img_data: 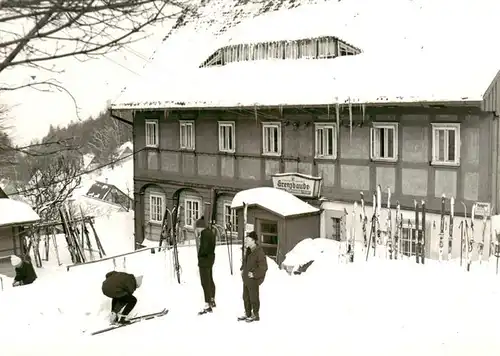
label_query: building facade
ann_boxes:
[111,0,500,261]
[131,101,500,260]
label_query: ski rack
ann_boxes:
[66,247,155,271]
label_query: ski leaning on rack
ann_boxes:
[347,202,357,263]
[90,309,169,335]
[467,204,476,272]
[360,192,368,254]
[448,197,454,261]
[386,187,393,260]
[438,194,445,262]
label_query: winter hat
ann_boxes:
[10,255,22,267]
[247,231,258,242]
[195,216,206,229]
[135,275,144,288]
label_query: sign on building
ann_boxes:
[474,202,491,218]
[271,172,323,198]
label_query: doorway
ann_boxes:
[258,219,278,261]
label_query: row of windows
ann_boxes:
[149,194,238,231]
[145,119,461,166]
[201,37,360,67]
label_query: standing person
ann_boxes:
[11,255,37,287]
[195,216,216,315]
[238,231,268,323]
[101,271,143,325]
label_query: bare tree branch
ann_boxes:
[19,153,82,221]
[0,79,83,119]
[0,0,193,74]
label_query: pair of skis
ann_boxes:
[90,308,169,335]
[413,200,426,264]
[159,205,181,284]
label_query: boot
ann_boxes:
[198,304,213,315]
[109,312,118,324]
[117,316,131,325]
[246,314,260,323]
[210,298,216,308]
[237,314,251,321]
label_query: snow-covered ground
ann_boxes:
[1,225,500,355]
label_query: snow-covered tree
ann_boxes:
[22,153,82,221]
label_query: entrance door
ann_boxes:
[258,219,278,261]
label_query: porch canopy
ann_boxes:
[231,187,319,218]
[0,199,40,227]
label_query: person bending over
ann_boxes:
[102,271,143,325]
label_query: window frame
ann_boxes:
[314,122,337,159]
[262,122,282,157]
[370,122,399,162]
[145,119,159,148]
[218,121,236,153]
[431,123,461,167]
[179,120,195,151]
[184,197,202,229]
[149,193,164,224]
[223,202,238,235]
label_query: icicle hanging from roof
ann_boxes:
[348,98,353,143]
[361,104,366,126]
[254,104,258,123]
[327,104,330,120]
[335,99,340,138]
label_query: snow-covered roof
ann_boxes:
[111,0,500,110]
[0,199,40,227]
[231,187,319,218]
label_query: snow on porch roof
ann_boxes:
[231,187,319,218]
[0,199,40,227]
[111,0,500,111]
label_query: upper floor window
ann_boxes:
[180,120,195,150]
[218,121,236,153]
[145,119,158,148]
[431,123,460,166]
[262,122,282,156]
[370,122,398,162]
[314,123,337,159]
[149,193,164,223]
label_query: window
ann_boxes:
[315,123,336,159]
[399,225,422,257]
[149,194,164,223]
[299,39,316,58]
[145,120,158,148]
[262,122,282,156]
[370,122,398,161]
[184,198,201,228]
[218,121,235,153]
[284,42,298,59]
[318,38,336,58]
[331,217,341,241]
[431,123,460,166]
[180,121,195,150]
[259,220,278,260]
[223,203,238,234]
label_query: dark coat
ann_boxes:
[101,271,137,298]
[14,260,37,285]
[241,245,268,284]
[198,228,216,268]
